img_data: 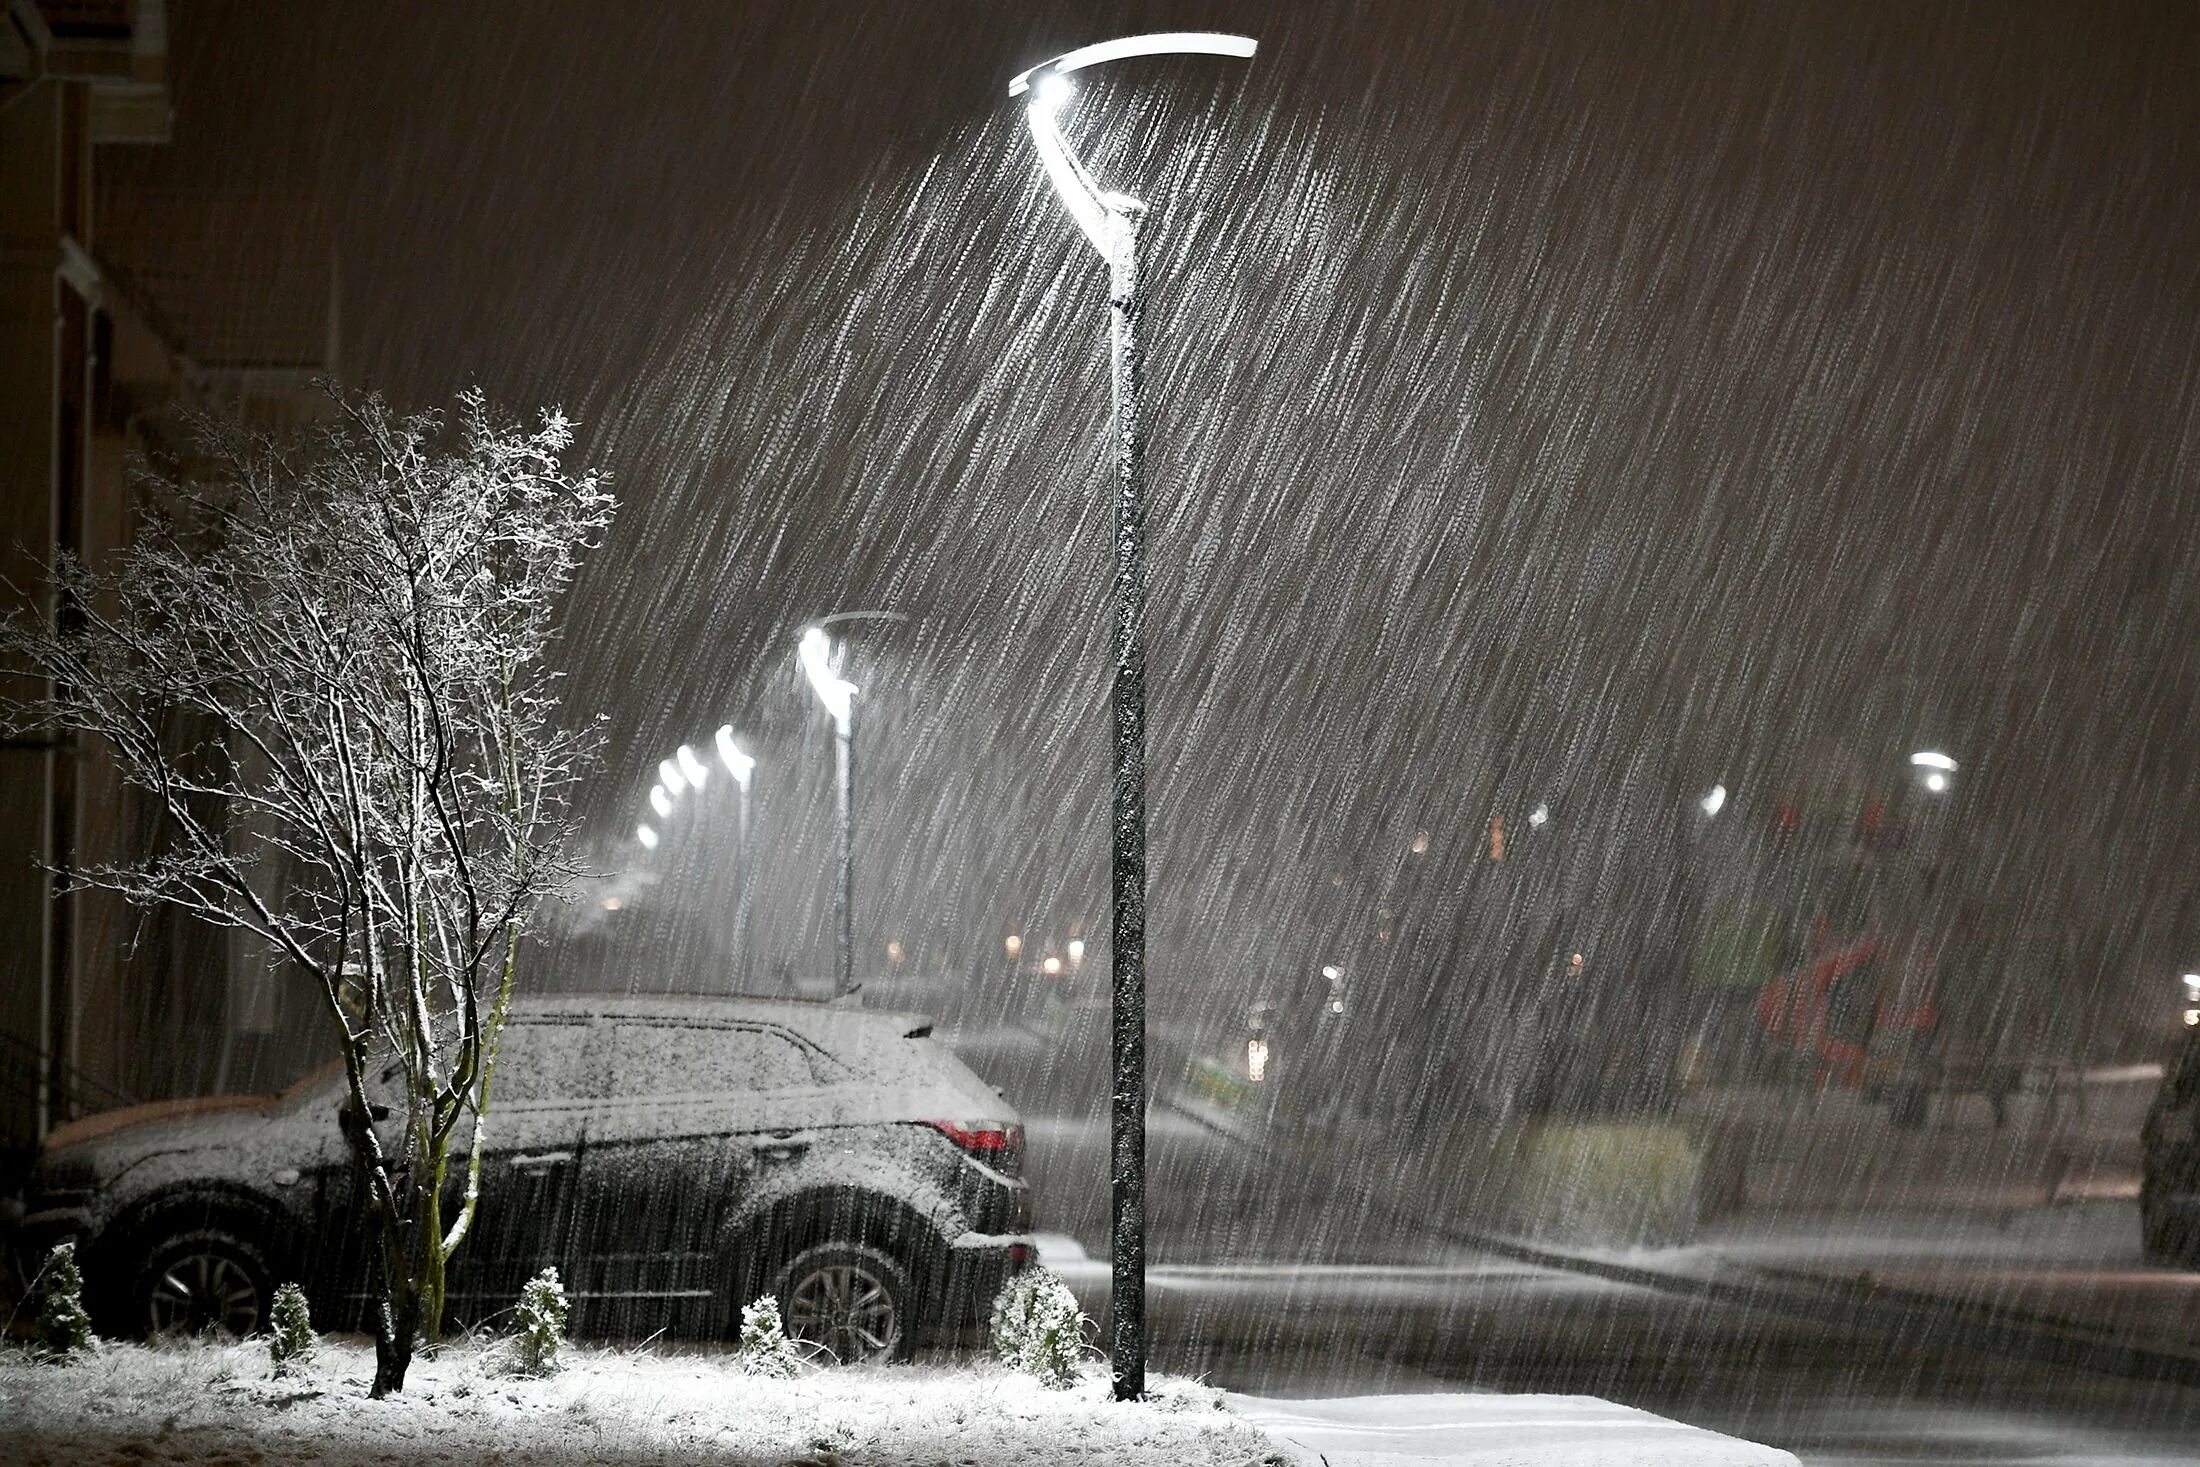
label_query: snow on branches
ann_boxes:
[0,386,614,1396]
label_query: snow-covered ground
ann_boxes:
[0,1334,1805,1467]
[0,1336,1274,1467]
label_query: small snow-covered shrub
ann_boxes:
[511,1267,568,1376]
[734,1295,802,1378]
[268,1282,315,1376]
[990,1268,1086,1388]
[33,1240,95,1360]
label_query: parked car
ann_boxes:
[15,995,1032,1359]
[2141,1032,2200,1268]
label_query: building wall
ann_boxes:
[3,0,333,1164]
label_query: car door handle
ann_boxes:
[512,1150,574,1171]
[754,1139,807,1163]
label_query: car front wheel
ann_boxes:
[772,1241,911,1365]
[134,1229,273,1339]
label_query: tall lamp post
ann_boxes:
[1006,30,1255,1402]
[798,627,859,998]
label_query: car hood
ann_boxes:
[38,1095,294,1181]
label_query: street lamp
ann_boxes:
[798,626,859,998]
[1007,29,1255,1402]
[716,725,758,979]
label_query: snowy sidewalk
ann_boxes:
[1223,1391,1799,1467]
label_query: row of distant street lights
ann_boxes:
[627,619,880,998]
[634,726,756,854]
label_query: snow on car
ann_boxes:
[15,994,1033,1361]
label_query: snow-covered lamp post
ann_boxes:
[798,626,859,998]
[1006,30,1256,1402]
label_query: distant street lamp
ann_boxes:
[716,725,758,976]
[1911,750,1959,795]
[798,626,859,998]
[1007,29,1256,1402]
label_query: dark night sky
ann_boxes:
[92,2,2200,1030]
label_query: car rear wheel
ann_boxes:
[134,1229,273,1339]
[772,1241,911,1365]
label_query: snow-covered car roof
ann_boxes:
[513,992,937,1055]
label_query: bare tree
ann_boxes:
[0,387,614,1396]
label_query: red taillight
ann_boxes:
[925,1119,1023,1174]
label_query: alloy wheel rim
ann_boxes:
[147,1250,261,1337]
[784,1260,900,1363]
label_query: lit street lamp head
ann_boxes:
[714,724,755,787]
[1009,32,1255,261]
[1005,31,1257,98]
[798,626,858,730]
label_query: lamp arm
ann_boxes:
[1025,103,1119,259]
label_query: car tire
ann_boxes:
[771,1240,913,1365]
[130,1226,275,1339]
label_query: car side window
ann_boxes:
[491,1020,601,1103]
[610,1023,819,1096]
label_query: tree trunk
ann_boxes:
[420,1143,449,1345]
[371,1286,420,1398]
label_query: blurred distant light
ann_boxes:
[1246,1037,1269,1083]
[636,823,659,850]
[1911,751,1959,772]
[715,725,756,784]
[649,785,673,819]
[1410,830,1430,854]
[658,758,686,796]
[600,897,622,912]
[1924,772,1949,793]
[1005,934,1023,958]
[887,940,905,965]
[2186,1008,2199,1028]
[1700,784,1728,817]
[1527,804,1549,829]
[676,744,709,789]
[1068,938,1086,964]
[1329,998,1345,1014]
[1041,955,1064,976]
[1321,964,1343,982]
[1570,952,1585,976]
[2183,973,2200,995]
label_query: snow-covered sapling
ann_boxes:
[0,387,616,1399]
[33,1240,95,1360]
[268,1282,315,1377]
[512,1267,568,1377]
[989,1268,1086,1389]
[735,1295,803,1378]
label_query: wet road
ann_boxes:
[1018,1097,2200,1466]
